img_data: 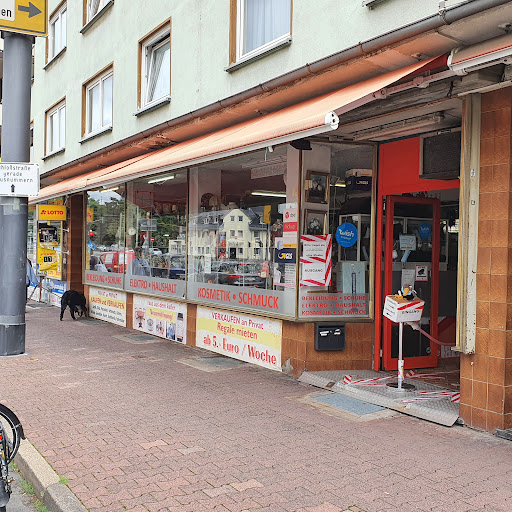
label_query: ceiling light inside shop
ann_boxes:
[351,112,445,141]
[148,174,175,184]
[100,186,119,193]
[252,191,287,198]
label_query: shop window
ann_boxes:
[299,142,375,319]
[124,171,187,299]
[45,99,66,155]
[139,22,171,109]
[85,185,126,289]
[48,3,66,62]
[231,0,292,65]
[83,67,113,137]
[188,144,297,317]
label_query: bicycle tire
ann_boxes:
[0,404,24,464]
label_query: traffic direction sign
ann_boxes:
[0,0,47,36]
[0,163,40,197]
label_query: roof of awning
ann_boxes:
[32,56,438,204]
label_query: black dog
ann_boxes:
[60,290,88,321]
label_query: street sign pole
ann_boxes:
[0,31,33,355]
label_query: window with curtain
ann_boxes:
[45,100,66,155]
[238,0,291,59]
[86,0,108,23]
[141,25,171,108]
[49,4,66,61]
[84,69,113,136]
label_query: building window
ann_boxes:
[45,100,65,154]
[86,0,109,23]
[84,68,113,136]
[232,0,292,63]
[238,216,243,221]
[230,230,235,237]
[230,216,235,222]
[237,230,243,238]
[48,3,66,61]
[139,23,171,108]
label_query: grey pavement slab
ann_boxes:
[0,305,511,512]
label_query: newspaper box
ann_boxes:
[383,295,424,323]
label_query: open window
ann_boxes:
[138,21,171,110]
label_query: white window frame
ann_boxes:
[49,3,67,62]
[86,0,108,23]
[236,0,291,62]
[46,100,66,155]
[85,69,113,136]
[141,26,171,107]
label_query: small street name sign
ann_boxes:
[0,162,40,197]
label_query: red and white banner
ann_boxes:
[300,234,332,287]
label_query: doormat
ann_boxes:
[299,370,460,427]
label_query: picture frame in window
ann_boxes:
[305,171,329,204]
[304,210,327,236]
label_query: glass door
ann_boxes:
[382,195,440,370]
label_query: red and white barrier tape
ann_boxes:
[300,234,332,287]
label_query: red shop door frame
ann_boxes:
[373,137,460,371]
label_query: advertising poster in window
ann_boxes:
[36,222,63,280]
[133,295,187,344]
[196,306,282,372]
[88,287,127,326]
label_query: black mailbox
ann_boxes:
[314,324,345,351]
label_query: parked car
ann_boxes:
[167,256,185,280]
[100,250,135,273]
[149,247,163,255]
[217,262,266,288]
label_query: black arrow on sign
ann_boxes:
[11,185,15,193]
[18,2,42,18]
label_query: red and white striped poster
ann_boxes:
[300,234,332,287]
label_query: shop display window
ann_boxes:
[124,171,187,298]
[85,185,126,289]
[187,145,298,317]
[299,143,375,319]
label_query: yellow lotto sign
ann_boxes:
[37,247,58,272]
[86,207,94,223]
[0,1,48,36]
[38,204,66,221]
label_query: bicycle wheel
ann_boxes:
[0,404,24,464]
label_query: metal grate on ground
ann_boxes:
[299,370,460,427]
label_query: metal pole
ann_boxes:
[398,322,404,390]
[0,32,33,356]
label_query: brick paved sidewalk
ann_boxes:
[0,306,511,512]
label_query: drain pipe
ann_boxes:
[45,0,511,181]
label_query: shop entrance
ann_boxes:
[375,136,460,372]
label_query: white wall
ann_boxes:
[32,0,440,174]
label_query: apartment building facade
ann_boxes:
[29,0,512,432]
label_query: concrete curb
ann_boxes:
[15,439,88,512]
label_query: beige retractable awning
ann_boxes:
[32,57,438,203]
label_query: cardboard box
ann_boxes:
[383,295,425,323]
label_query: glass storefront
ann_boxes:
[85,185,126,289]
[124,171,187,298]
[79,141,375,320]
[187,145,297,317]
[299,142,374,319]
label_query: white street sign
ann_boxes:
[0,162,39,196]
[0,1,15,21]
